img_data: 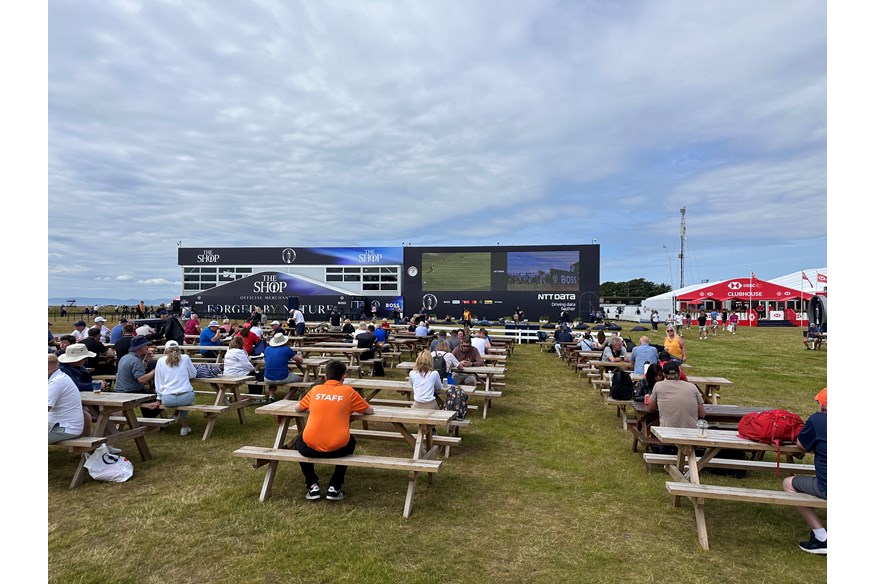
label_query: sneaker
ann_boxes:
[106,445,123,454]
[180,426,191,436]
[798,532,827,555]
[305,484,321,500]
[326,486,345,501]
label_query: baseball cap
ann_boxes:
[271,320,280,326]
[119,318,128,323]
[94,317,106,323]
[75,320,86,327]
[661,361,680,375]
[815,388,827,408]
[130,336,150,351]
[208,320,220,327]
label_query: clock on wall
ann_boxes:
[407,266,419,277]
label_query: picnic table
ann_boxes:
[297,345,369,366]
[627,401,768,453]
[54,391,155,488]
[166,375,253,441]
[234,400,457,517]
[630,373,733,404]
[650,427,820,550]
[344,378,500,419]
[396,361,506,392]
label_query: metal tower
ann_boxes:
[678,207,686,288]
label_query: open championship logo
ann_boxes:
[281,248,297,264]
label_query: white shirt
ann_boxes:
[223,348,255,376]
[408,370,442,403]
[48,369,84,435]
[250,325,263,339]
[291,310,305,324]
[432,350,459,372]
[470,337,488,356]
[154,354,197,398]
[71,329,88,342]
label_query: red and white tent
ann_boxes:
[676,277,814,303]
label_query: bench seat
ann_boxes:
[664,481,826,550]
[109,416,176,430]
[233,446,442,517]
[644,453,815,475]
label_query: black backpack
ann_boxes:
[432,352,448,380]
[609,369,634,400]
[444,385,469,420]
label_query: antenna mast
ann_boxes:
[678,207,686,288]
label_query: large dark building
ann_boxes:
[178,244,598,321]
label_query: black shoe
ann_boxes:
[267,397,276,404]
[326,486,345,501]
[305,484,321,500]
[798,532,827,555]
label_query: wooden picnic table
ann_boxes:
[167,375,254,441]
[343,378,499,419]
[396,361,506,392]
[234,400,456,517]
[650,426,816,550]
[55,391,155,488]
[630,374,732,405]
[297,345,369,366]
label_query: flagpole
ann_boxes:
[749,271,752,326]
[800,271,804,329]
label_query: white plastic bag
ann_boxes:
[83,444,134,482]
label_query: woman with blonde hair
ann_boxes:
[146,340,197,436]
[408,349,442,410]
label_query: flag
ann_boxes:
[817,272,827,283]
[802,271,813,287]
[751,272,760,287]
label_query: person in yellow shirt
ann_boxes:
[663,326,687,363]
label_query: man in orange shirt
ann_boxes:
[294,360,373,501]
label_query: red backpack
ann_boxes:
[737,409,804,475]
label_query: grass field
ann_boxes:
[421,252,492,292]
[48,321,829,583]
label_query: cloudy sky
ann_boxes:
[46,0,827,301]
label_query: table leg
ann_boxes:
[201,415,219,441]
[482,396,490,419]
[123,407,152,461]
[403,471,419,518]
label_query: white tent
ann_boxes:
[639,268,827,321]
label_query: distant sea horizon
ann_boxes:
[48,297,176,308]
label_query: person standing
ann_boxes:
[293,360,373,501]
[290,307,306,336]
[650,311,659,331]
[782,388,827,555]
[697,311,708,340]
[156,309,186,346]
[729,311,739,334]
[663,326,686,364]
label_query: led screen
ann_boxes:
[421,252,491,291]
[506,251,579,291]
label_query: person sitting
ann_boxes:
[236,323,260,355]
[93,316,111,343]
[431,340,460,384]
[647,361,705,453]
[113,324,136,360]
[48,354,90,443]
[341,318,355,339]
[58,343,105,392]
[293,360,373,501]
[355,325,377,360]
[144,341,197,436]
[409,350,443,410]
[447,330,463,351]
[114,336,159,417]
[803,323,822,350]
[81,327,116,375]
[373,323,388,344]
[601,336,627,362]
[223,335,256,377]
[471,329,491,357]
[53,334,76,357]
[553,324,573,357]
[633,363,664,402]
[591,330,607,351]
[183,313,201,344]
[109,318,128,344]
[70,320,89,343]
[630,336,659,375]
[576,330,596,351]
[782,388,828,555]
[657,350,687,381]
[451,335,485,386]
[414,321,431,338]
[198,320,223,358]
[262,333,304,402]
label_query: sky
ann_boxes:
[44,0,827,302]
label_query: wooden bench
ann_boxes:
[664,481,827,550]
[604,397,633,427]
[644,453,816,475]
[52,436,108,489]
[158,404,230,440]
[109,416,177,432]
[233,446,442,517]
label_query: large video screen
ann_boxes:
[421,252,491,291]
[506,251,579,291]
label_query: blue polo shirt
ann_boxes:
[199,328,220,355]
[797,411,827,495]
[264,345,297,380]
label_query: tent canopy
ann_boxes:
[676,278,813,303]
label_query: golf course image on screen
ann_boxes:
[421,252,491,291]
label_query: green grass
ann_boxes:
[48,324,827,583]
